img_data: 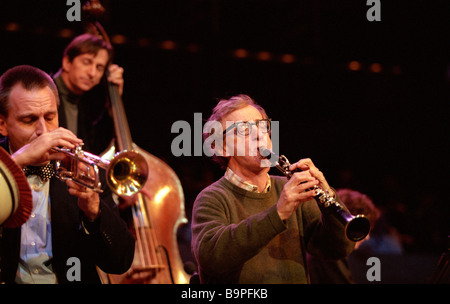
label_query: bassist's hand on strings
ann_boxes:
[107,63,124,96]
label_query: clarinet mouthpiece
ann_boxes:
[258,146,273,159]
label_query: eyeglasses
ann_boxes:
[222,119,272,136]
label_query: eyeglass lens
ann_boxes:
[236,119,270,135]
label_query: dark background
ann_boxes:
[1,0,449,283]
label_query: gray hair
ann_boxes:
[203,94,268,168]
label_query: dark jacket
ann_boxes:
[0,138,135,283]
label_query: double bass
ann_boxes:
[83,0,190,284]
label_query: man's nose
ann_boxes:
[250,124,261,140]
[35,118,48,136]
[87,65,96,78]
[255,127,270,145]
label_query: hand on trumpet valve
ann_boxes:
[65,162,100,221]
[11,127,82,168]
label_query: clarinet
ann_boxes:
[259,147,370,242]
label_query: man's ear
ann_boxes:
[215,135,228,157]
[0,114,8,136]
[62,56,71,73]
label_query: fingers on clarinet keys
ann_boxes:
[264,148,371,242]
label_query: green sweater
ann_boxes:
[191,175,354,284]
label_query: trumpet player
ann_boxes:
[0,65,134,284]
[191,94,355,284]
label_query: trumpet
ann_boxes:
[53,145,148,197]
[259,147,370,242]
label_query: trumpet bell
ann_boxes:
[106,150,148,197]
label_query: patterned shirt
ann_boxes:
[224,167,271,193]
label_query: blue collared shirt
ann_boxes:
[15,175,57,284]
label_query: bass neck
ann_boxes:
[107,82,133,151]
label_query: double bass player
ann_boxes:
[53,33,124,155]
[50,26,189,283]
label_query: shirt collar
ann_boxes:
[224,167,271,193]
